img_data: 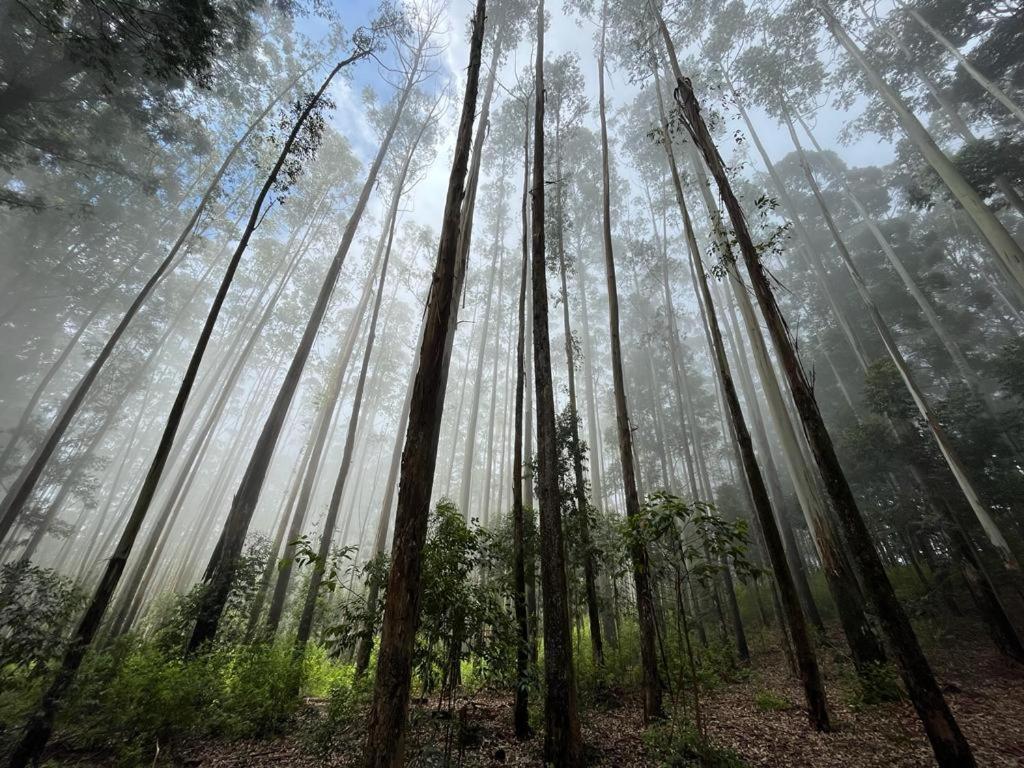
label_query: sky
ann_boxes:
[308,0,899,243]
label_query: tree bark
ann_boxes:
[512,94,532,736]
[655,15,976,763]
[599,0,662,723]
[361,6,486,765]
[533,5,585,762]
[187,45,421,654]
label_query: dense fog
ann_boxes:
[1,0,1022,765]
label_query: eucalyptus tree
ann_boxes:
[651,2,976,762]
[452,0,531,522]
[527,3,585,764]
[0,59,323,547]
[849,3,1024,218]
[511,99,532,733]
[587,0,664,722]
[108,158,361,636]
[187,6,442,653]
[734,20,1019,569]
[261,92,443,641]
[361,4,487,766]
[541,51,605,666]
[805,0,1024,297]
[5,24,384,761]
[293,93,443,652]
[647,67,829,725]
[0,0,310,207]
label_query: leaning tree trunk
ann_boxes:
[361,6,486,766]
[862,19,1024,218]
[533,5,584,762]
[110,212,319,637]
[721,81,871,373]
[728,70,977,385]
[667,72,888,669]
[654,11,976,763]
[295,187,399,651]
[781,101,1017,568]
[902,3,1024,127]
[814,0,1024,298]
[0,66,311,545]
[670,156,825,720]
[351,313,425,674]
[267,111,433,639]
[5,53,363,768]
[187,45,424,654]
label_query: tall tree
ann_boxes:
[598,0,663,723]
[811,0,1024,298]
[362,3,486,765]
[0,65,314,545]
[511,92,532,739]
[653,6,976,763]
[186,9,436,653]
[5,45,369,767]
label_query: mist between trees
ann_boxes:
[1,0,1023,766]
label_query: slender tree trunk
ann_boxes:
[902,4,1024,126]
[246,417,319,639]
[512,97,532,734]
[656,17,976,763]
[5,51,362,768]
[458,236,500,518]
[663,65,828,732]
[268,116,431,639]
[352,315,425,675]
[555,133,604,666]
[861,20,1024,218]
[110,214,317,637]
[295,188,399,651]
[814,0,1024,297]
[598,0,661,723]
[781,101,1017,567]
[533,6,584,762]
[482,257,509,526]
[0,67,311,543]
[576,258,605,511]
[187,46,422,654]
[362,7,486,765]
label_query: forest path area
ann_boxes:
[701,642,1024,767]
[89,641,1018,768]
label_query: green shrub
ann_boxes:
[302,674,373,759]
[753,689,793,712]
[845,662,904,708]
[56,641,304,764]
[0,562,84,674]
[644,721,748,767]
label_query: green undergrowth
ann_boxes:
[1,638,353,765]
[753,688,793,712]
[839,661,905,709]
[644,720,748,767]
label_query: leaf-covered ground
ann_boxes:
[41,638,1024,767]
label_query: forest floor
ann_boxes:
[41,637,1024,767]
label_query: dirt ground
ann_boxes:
[170,639,1024,768]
